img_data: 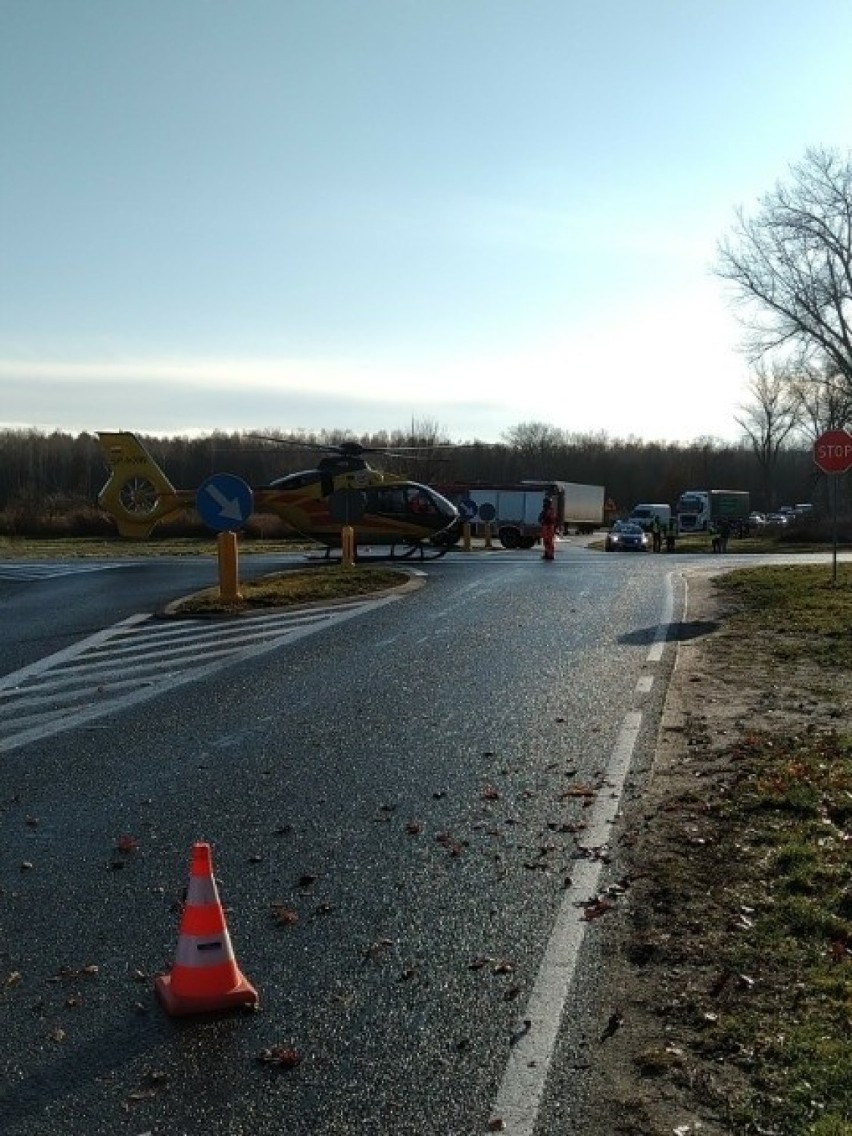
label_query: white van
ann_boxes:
[628,503,671,531]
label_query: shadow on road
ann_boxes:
[618,619,720,647]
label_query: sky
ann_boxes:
[2,1,851,447]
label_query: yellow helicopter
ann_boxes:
[96,432,463,558]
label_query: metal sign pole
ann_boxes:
[832,472,838,586]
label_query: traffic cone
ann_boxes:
[155,842,259,1016]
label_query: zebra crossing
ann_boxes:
[0,593,398,754]
[0,561,132,581]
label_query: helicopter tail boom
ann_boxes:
[97,431,194,538]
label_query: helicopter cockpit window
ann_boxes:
[367,487,408,515]
[407,489,437,514]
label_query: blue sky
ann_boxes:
[2,0,851,445]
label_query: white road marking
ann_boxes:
[485,711,643,1135]
[635,675,654,694]
[0,595,399,754]
[0,561,134,581]
[646,570,675,662]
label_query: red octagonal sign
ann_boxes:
[814,428,852,474]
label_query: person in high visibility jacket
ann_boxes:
[539,495,557,560]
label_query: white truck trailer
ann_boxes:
[435,480,605,548]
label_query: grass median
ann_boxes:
[173,564,412,614]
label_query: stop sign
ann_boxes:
[813,428,852,474]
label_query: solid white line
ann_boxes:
[486,711,643,1134]
[646,570,675,663]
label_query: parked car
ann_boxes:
[748,511,767,527]
[605,522,650,551]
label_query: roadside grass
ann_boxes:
[638,565,852,1134]
[690,728,852,1133]
[721,564,852,668]
[0,535,319,558]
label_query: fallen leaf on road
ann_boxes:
[270,905,299,927]
[363,938,394,962]
[256,1045,302,1069]
[580,898,615,921]
[469,956,495,971]
[600,1009,623,1040]
[49,965,99,983]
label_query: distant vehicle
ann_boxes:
[766,512,790,526]
[435,480,605,548]
[605,522,649,552]
[628,503,671,531]
[676,489,750,534]
[748,511,767,527]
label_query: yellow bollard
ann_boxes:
[462,522,472,552]
[484,522,493,549]
[341,525,355,567]
[217,531,242,604]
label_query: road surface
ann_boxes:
[0,543,683,1134]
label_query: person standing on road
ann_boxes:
[651,514,662,552]
[539,495,557,560]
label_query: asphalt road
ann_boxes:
[0,543,683,1135]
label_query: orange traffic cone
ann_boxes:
[155,842,259,1016]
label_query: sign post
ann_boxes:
[478,502,496,550]
[196,474,254,603]
[813,429,852,585]
[328,489,366,567]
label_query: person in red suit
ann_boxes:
[539,495,557,560]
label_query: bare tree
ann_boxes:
[716,147,852,397]
[788,357,852,439]
[735,363,800,508]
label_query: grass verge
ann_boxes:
[624,565,852,1134]
[0,535,319,558]
[173,565,412,614]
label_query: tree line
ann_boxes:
[0,423,836,539]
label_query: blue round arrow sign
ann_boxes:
[196,474,254,532]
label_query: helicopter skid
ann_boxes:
[320,542,451,563]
